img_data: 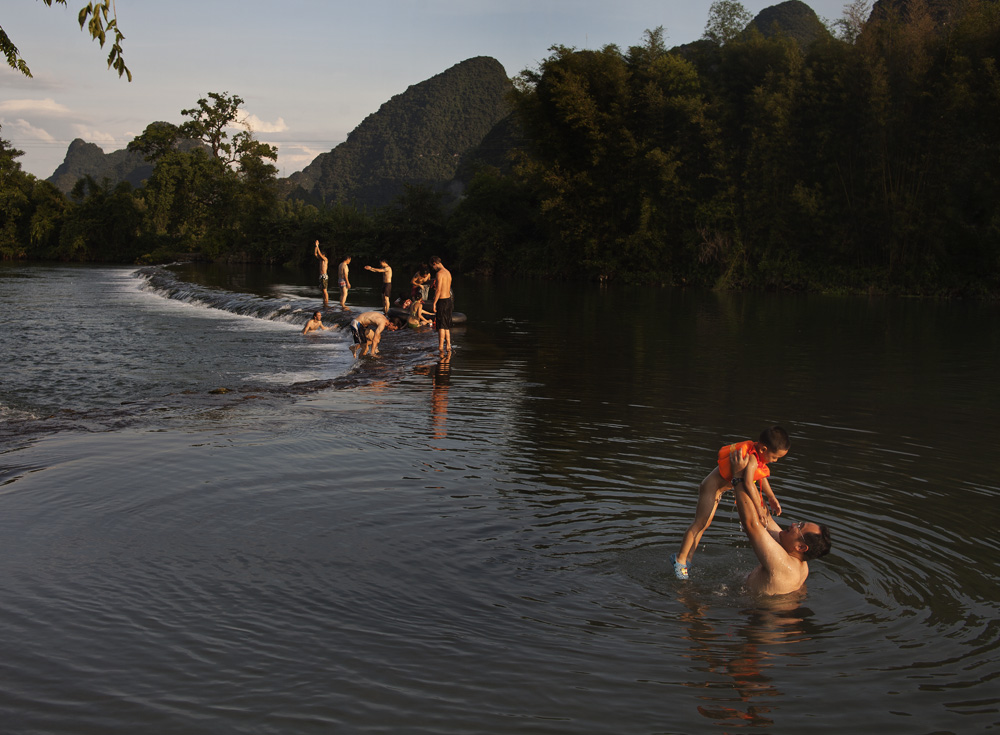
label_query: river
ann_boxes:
[1,261,997,734]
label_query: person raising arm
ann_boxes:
[729,446,831,596]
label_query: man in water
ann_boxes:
[429,256,453,353]
[349,310,395,356]
[365,258,393,313]
[337,255,352,310]
[314,240,329,307]
[729,447,831,595]
[302,310,332,335]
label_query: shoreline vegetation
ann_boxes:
[2,1,999,298]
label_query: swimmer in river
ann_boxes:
[302,310,332,335]
[673,426,789,580]
[364,258,392,314]
[729,445,831,595]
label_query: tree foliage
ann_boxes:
[2,2,1000,296]
[703,0,754,45]
[2,0,130,80]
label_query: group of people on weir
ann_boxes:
[305,241,832,596]
[302,240,454,356]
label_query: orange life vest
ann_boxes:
[717,440,771,482]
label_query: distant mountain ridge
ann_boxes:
[284,56,512,207]
[48,139,152,195]
[747,0,832,47]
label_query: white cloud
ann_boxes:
[271,143,324,171]
[0,98,72,116]
[70,124,118,147]
[2,118,57,142]
[240,114,288,134]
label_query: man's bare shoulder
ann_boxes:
[747,546,809,596]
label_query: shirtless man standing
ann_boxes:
[365,258,393,313]
[314,240,329,308]
[337,256,352,310]
[429,256,453,353]
[729,447,831,595]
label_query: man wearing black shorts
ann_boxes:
[429,256,453,353]
[365,259,392,314]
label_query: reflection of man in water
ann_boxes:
[430,352,450,443]
[730,448,831,595]
[680,587,806,728]
[302,310,332,335]
[429,256,453,353]
[314,240,329,307]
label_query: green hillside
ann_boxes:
[48,139,153,195]
[747,0,832,47]
[284,56,512,208]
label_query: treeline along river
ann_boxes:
[0,261,998,733]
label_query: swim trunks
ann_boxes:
[718,440,771,482]
[339,280,347,288]
[349,319,368,345]
[382,283,392,299]
[319,274,328,289]
[435,298,454,330]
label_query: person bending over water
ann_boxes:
[730,445,831,595]
[349,310,395,356]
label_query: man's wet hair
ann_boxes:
[802,524,832,560]
[313,311,322,318]
[759,425,791,452]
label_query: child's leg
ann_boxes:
[676,468,729,565]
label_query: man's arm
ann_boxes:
[731,450,786,569]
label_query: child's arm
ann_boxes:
[759,477,781,517]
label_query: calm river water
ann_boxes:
[1,262,997,734]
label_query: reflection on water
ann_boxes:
[679,589,811,729]
[415,352,451,446]
[0,263,998,734]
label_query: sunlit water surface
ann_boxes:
[1,262,997,734]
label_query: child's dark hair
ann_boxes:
[759,425,791,452]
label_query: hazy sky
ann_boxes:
[2,1,850,178]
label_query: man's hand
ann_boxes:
[730,445,751,475]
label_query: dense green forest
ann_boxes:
[2,0,999,296]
